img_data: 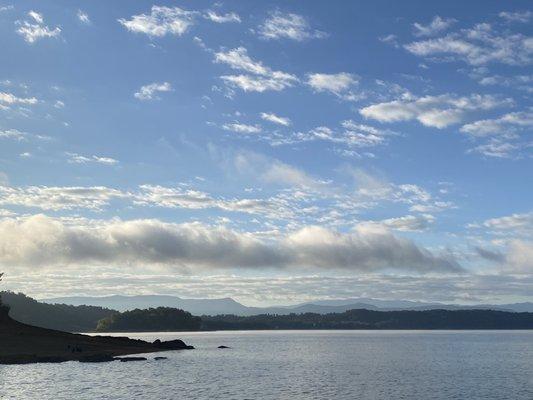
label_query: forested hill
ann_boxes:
[0,291,116,332]
[201,309,533,330]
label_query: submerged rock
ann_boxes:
[79,354,115,363]
[117,357,147,362]
[154,356,168,360]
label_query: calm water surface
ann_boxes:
[1,330,532,399]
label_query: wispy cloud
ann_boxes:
[77,10,91,25]
[360,93,512,128]
[258,11,327,41]
[118,6,196,37]
[66,153,119,165]
[413,16,456,37]
[405,22,533,66]
[134,82,172,101]
[16,10,61,43]
[306,72,360,100]
[204,10,240,23]
[222,122,262,134]
[260,112,291,126]
[214,47,298,93]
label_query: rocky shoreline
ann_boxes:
[0,308,193,365]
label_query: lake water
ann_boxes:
[1,330,532,399]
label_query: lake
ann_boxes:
[1,330,532,399]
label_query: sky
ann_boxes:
[0,0,532,306]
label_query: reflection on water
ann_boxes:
[1,330,532,400]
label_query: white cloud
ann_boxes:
[260,112,291,126]
[460,110,533,137]
[498,11,532,23]
[258,11,326,41]
[222,122,262,134]
[360,93,512,128]
[366,214,435,232]
[476,74,533,93]
[505,240,533,273]
[215,47,298,93]
[0,186,125,211]
[16,10,61,43]
[66,153,119,165]
[77,10,91,25]
[413,16,456,37]
[306,73,359,98]
[0,91,38,106]
[204,10,240,23]
[134,82,172,101]
[481,212,533,234]
[473,141,524,158]
[0,129,27,141]
[118,6,195,37]
[232,151,322,189]
[277,121,395,152]
[0,214,460,273]
[135,185,291,219]
[461,111,533,158]
[405,23,533,66]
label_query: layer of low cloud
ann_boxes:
[0,214,461,274]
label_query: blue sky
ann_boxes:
[0,0,532,305]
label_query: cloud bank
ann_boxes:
[0,215,461,274]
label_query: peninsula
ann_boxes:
[0,304,193,364]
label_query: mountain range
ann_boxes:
[42,295,533,316]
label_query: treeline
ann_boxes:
[3,291,533,332]
[96,307,201,332]
[201,309,533,330]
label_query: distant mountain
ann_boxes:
[43,295,249,316]
[42,294,533,316]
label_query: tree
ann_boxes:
[0,272,3,304]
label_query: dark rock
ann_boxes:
[117,357,147,362]
[154,356,168,360]
[218,345,230,349]
[153,339,194,350]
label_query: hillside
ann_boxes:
[0,305,193,364]
[1,291,116,332]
